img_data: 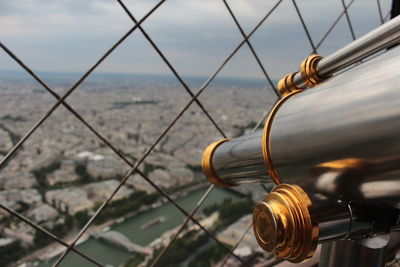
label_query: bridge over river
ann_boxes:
[93,231,151,255]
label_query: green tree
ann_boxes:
[0,239,24,266]
[74,210,90,227]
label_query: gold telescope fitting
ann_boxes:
[277,54,325,96]
[253,184,318,263]
[201,138,233,187]
[300,54,324,88]
[277,72,301,97]
[262,90,301,185]
[265,54,324,183]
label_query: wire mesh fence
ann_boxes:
[0,0,394,266]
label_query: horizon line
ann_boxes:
[0,68,279,83]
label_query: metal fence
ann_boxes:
[0,0,392,266]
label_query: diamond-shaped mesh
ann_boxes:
[0,0,393,266]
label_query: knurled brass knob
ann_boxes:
[253,184,318,263]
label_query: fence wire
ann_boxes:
[291,0,317,54]
[0,0,393,267]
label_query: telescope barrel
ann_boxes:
[203,43,400,191]
[205,131,266,185]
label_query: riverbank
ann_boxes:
[34,186,243,267]
[18,182,209,265]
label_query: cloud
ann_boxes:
[0,0,393,79]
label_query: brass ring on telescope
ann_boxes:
[262,90,301,185]
[277,72,302,96]
[201,138,233,187]
[300,54,324,88]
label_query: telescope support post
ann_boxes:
[319,235,389,267]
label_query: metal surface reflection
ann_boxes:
[205,44,400,194]
[271,45,400,187]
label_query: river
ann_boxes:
[37,187,242,267]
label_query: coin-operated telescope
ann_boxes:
[201,16,400,266]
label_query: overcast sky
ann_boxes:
[0,0,393,80]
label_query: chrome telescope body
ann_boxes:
[201,17,400,264]
[205,44,400,189]
[203,15,400,187]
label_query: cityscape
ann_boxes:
[0,71,277,267]
[0,0,396,266]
